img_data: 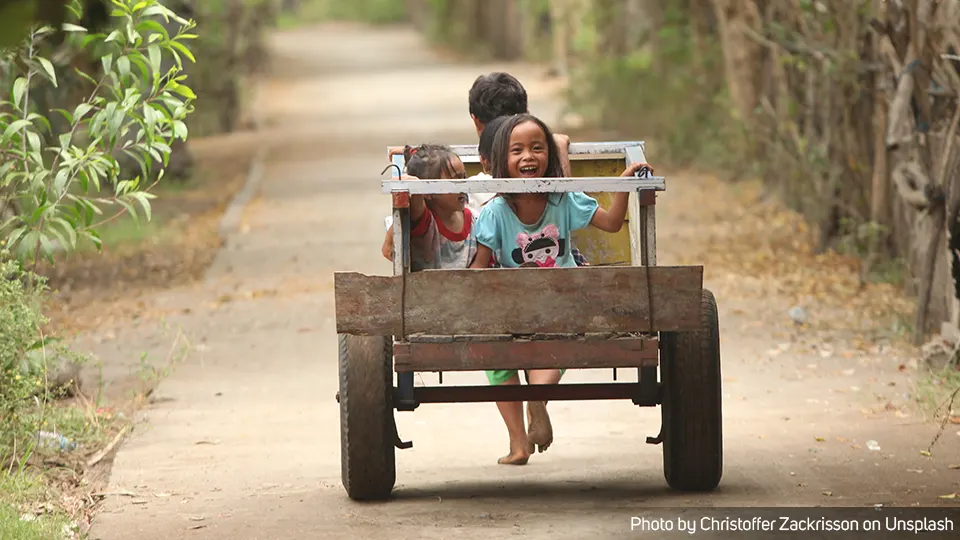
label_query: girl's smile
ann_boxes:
[507,120,548,178]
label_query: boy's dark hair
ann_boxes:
[403,144,462,180]
[479,115,509,161]
[468,73,528,125]
[489,114,563,181]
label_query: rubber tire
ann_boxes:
[659,289,723,492]
[338,334,396,501]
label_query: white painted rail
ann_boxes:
[381,176,665,194]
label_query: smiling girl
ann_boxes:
[469,113,652,465]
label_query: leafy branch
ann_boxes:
[0,0,197,268]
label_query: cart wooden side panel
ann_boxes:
[334,265,703,337]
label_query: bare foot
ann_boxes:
[497,449,531,465]
[497,438,534,465]
[527,401,553,452]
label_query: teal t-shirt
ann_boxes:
[475,193,599,268]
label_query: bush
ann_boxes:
[0,0,197,463]
[0,254,49,455]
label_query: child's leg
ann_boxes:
[486,369,533,465]
[525,368,564,452]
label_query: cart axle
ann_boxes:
[403,382,661,405]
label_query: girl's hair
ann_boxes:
[489,113,563,180]
[479,115,509,162]
[402,143,463,180]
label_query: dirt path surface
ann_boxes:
[84,22,959,540]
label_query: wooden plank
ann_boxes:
[413,383,657,404]
[393,336,659,372]
[334,265,703,336]
[381,176,665,195]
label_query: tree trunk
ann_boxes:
[710,0,765,127]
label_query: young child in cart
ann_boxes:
[380,144,477,270]
[470,113,653,466]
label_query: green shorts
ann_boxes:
[485,369,566,386]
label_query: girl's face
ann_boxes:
[507,120,549,178]
[427,156,467,213]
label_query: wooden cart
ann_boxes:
[334,142,722,501]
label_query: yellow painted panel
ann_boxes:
[570,159,632,266]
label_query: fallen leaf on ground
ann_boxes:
[938,493,957,499]
[822,491,833,496]
[921,450,932,457]
[950,416,960,425]
[948,464,960,470]
[815,436,825,442]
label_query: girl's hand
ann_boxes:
[621,162,654,177]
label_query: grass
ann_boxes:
[0,501,72,540]
[0,464,75,540]
[276,0,406,29]
[916,366,960,414]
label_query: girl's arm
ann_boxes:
[381,228,394,261]
[470,244,494,268]
[381,175,427,260]
[589,162,655,232]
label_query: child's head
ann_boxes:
[478,115,509,174]
[403,144,467,213]
[489,114,563,180]
[468,73,528,135]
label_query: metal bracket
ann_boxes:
[646,427,663,445]
[392,417,413,450]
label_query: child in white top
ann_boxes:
[381,144,477,270]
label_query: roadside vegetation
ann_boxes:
[0,1,197,536]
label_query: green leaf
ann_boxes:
[84,229,102,252]
[105,30,121,43]
[168,40,196,63]
[131,192,153,221]
[137,19,169,39]
[173,120,188,140]
[5,227,27,251]
[12,77,27,110]
[143,4,172,20]
[148,44,162,75]
[37,57,58,88]
[2,119,32,139]
[63,23,87,33]
[169,83,196,100]
[26,131,41,153]
[74,102,94,122]
[117,56,131,76]
[51,217,78,250]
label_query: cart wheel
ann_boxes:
[659,289,722,492]
[339,333,396,500]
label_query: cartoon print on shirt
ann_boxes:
[512,224,567,267]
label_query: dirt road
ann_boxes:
[85,22,958,540]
